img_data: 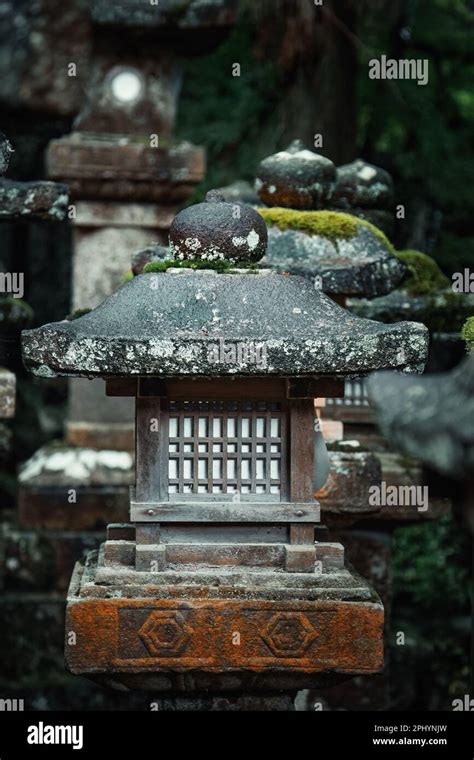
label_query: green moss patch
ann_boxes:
[257,207,394,252]
[258,208,357,240]
[143,259,259,274]
[396,250,450,295]
[120,270,134,284]
[461,316,474,352]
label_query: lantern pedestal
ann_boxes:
[65,549,383,692]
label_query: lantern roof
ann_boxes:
[254,141,404,298]
[22,269,428,379]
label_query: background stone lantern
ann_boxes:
[22,194,429,697]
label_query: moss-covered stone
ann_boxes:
[396,250,450,295]
[461,317,474,352]
[120,270,134,284]
[257,207,394,253]
[258,207,356,239]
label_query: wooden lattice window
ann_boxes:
[164,400,287,500]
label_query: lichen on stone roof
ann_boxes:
[21,270,429,379]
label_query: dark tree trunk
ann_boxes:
[252,0,358,164]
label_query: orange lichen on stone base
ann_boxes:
[65,563,383,690]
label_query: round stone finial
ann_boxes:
[333,159,394,210]
[255,140,336,210]
[205,189,226,203]
[169,191,268,264]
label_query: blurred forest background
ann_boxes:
[0,0,472,710]
[179,0,474,273]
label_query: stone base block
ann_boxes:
[66,422,135,451]
[65,551,384,692]
[284,545,316,573]
[18,445,133,529]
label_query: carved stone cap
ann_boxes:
[256,140,336,210]
[169,191,268,264]
[333,159,394,210]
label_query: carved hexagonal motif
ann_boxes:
[261,612,318,657]
[139,610,192,657]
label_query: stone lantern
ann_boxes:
[255,141,404,302]
[22,194,429,695]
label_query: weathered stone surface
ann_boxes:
[65,554,383,690]
[0,133,13,176]
[0,1,236,119]
[70,201,176,230]
[170,191,268,263]
[22,271,429,378]
[66,203,171,433]
[90,0,239,31]
[18,445,132,529]
[373,452,451,522]
[0,368,15,418]
[331,207,395,237]
[71,223,166,312]
[132,244,169,275]
[260,218,406,297]
[348,289,474,333]
[333,159,394,210]
[256,140,336,210]
[66,421,134,451]
[0,0,90,117]
[74,56,182,137]
[214,180,259,205]
[367,355,474,480]
[0,179,69,221]
[18,486,128,531]
[152,694,296,710]
[19,445,134,488]
[0,422,12,463]
[317,451,382,515]
[47,135,205,202]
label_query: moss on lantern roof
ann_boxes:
[461,317,474,353]
[257,208,394,253]
[395,250,450,295]
[143,258,259,274]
